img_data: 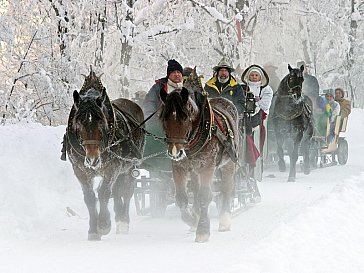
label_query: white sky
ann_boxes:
[0,109,363,273]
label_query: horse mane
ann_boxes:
[73,95,108,130]
[277,75,289,95]
[160,91,189,122]
[80,67,105,95]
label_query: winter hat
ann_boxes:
[241,64,269,87]
[248,67,263,78]
[213,56,235,72]
[325,88,334,97]
[167,59,183,77]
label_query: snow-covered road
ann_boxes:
[0,109,363,273]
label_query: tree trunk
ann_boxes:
[49,0,69,57]
[347,0,358,106]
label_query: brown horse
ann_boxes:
[159,83,239,242]
[66,69,145,240]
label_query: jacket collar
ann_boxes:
[206,76,238,93]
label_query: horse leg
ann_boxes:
[73,167,100,240]
[276,130,286,172]
[301,120,314,175]
[217,161,234,232]
[195,167,214,243]
[113,173,135,234]
[288,135,301,182]
[81,184,100,240]
[301,137,311,175]
[189,171,201,231]
[173,165,199,228]
[97,176,113,236]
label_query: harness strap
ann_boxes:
[213,108,234,138]
[213,124,238,163]
[185,96,212,156]
[82,140,101,145]
[212,108,237,163]
[214,114,227,136]
[187,126,201,148]
[166,137,188,144]
[109,104,144,159]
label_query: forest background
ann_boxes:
[0,0,362,126]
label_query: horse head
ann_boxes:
[286,64,304,99]
[183,66,205,94]
[159,87,200,161]
[72,70,109,169]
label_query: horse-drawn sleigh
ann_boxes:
[64,67,261,242]
[266,65,349,178]
[133,68,261,242]
[63,64,349,242]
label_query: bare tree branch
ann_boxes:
[1,16,47,125]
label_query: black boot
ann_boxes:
[60,133,67,161]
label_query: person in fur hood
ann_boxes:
[240,64,274,165]
[241,64,273,118]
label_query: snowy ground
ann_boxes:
[0,109,363,273]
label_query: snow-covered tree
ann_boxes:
[0,0,363,126]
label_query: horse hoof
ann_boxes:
[88,233,101,241]
[218,212,231,232]
[287,177,295,182]
[195,234,210,243]
[98,222,111,236]
[116,221,129,234]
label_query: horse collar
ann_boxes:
[186,99,213,156]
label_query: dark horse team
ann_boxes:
[61,60,314,242]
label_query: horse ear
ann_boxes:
[160,88,167,103]
[288,64,292,71]
[193,66,197,76]
[73,90,80,108]
[300,65,305,72]
[181,87,189,104]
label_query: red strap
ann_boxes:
[214,114,227,136]
[187,127,201,148]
